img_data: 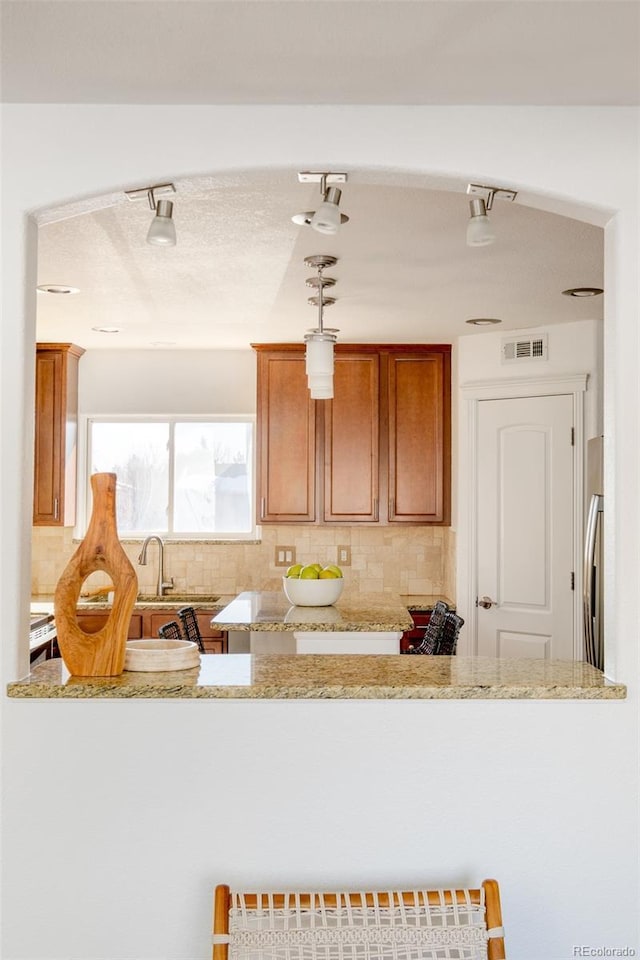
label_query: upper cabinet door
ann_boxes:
[323,354,379,522]
[255,348,316,523]
[33,343,85,526]
[386,350,451,524]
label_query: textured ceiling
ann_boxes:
[36,171,604,350]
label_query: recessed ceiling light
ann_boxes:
[91,326,120,334]
[37,284,79,295]
[466,318,502,326]
[562,287,604,297]
[150,341,177,347]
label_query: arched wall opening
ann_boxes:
[1,104,637,960]
[27,160,608,669]
[6,115,632,681]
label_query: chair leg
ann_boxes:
[483,878,506,959]
[213,884,230,960]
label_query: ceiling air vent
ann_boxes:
[501,334,548,364]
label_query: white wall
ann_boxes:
[457,318,603,437]
[78,349,257,415]
[2,106,639,959]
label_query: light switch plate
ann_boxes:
[275,546,296,567]
[337,545,351,566]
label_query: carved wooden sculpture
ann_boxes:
[54,472,138,676]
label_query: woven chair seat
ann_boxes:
[213,883,505,960]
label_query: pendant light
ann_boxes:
[303,255,339,400]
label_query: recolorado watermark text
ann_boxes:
[573,948,636,957]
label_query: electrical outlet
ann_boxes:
[275,546,296,567]
[337,545,351,566]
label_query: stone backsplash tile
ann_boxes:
[31,524,455,599]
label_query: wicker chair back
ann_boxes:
[177,606,205,652]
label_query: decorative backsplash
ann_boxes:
[31,524,456,599]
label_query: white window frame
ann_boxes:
[77,414,257,541]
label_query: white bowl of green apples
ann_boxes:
[283,563,344,606]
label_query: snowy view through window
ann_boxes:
[89,419,253,536]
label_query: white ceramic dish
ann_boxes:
[123,639,200,672]
[282,576,344,607]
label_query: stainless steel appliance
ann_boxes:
[29,612,57,663]
[583,436,604,669]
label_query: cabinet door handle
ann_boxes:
[260,497,266,520]
[373,498,379,521]
[389,498,395,519]
[53,497,59,521]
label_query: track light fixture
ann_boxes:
[125,182,177,246]
[303,255,339,399]
[146,199,176,246]
[465,183,517,248]
[292,172,349,236]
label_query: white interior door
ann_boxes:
[476,394,575,659]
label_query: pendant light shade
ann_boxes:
[308,374,334,399]
[466,198,495,247]
[305,335,335,376]
[146,199,177,246]
[305,335,336,399]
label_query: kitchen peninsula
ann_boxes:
[212,590,415,631]
[211,590,414,653]
[11,591,626,699]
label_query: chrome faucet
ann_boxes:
[137,535,174,597]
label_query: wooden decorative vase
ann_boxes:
[54,472,138,676]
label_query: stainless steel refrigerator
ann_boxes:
[583,436,604,669]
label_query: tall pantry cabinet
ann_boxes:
[33,343,85,526]
[254,344,450,526]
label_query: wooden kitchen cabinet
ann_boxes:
[387,349,450,523]
[33,343,85,526]
[74,608,227,653]
[75,612,144,639]
[254,344,451,525]
[255,348,316,522]
[324,352,379,522]
[400,610,432,653]
[148,611,227,654]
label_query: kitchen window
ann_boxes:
[84,417,255,539]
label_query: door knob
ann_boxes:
[477,596,497,609]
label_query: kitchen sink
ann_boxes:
[135,594,221,604]
[78,593,221,605]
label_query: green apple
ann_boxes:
[300,564,320,579]
[319,568,339,579]
[323,564,343,578]
[286,563,303,578]
[311,563,323,573]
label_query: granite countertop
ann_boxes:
[31,594,450,616]
[402,595,454,612]
[7,654,626,700]
[211,591,415,632]
[69,595,229,613]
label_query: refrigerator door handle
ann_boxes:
[583,493,603,666]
